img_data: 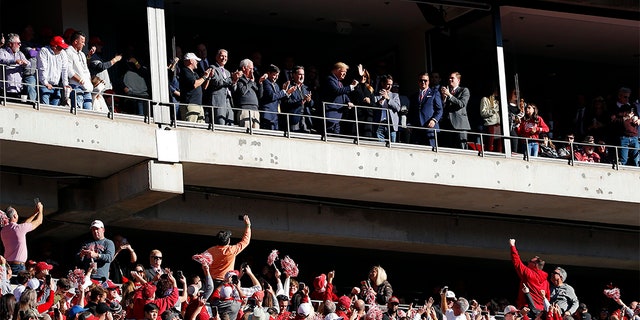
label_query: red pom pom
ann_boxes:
[603,287,620,299]
[192,252,213,265]
[280,255,299,277]
[267,249,279,266]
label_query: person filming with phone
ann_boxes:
[358,265,393,305]
[1,200,44,275]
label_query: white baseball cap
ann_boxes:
[183,52,201,61]
[90,220,104,229]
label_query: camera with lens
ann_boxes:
[231,275,239,284]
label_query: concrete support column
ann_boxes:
[146,0,170,103]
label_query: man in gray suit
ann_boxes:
[207,49,240,125]
[374,75,401,142]
[440,72,471,149]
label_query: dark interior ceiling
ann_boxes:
[163,0,639,65]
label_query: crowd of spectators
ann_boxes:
[0,204,638,320]
[1,27,638,166]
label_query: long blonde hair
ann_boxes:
[370,265,388,287]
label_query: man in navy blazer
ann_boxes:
[408,72,442,147]
[260,64,296,130]
[321,62,357,134]
[282,66,316,133]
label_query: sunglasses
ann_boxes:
[152,256,163,260]
[135,269,144,273]
[419,79,429,83]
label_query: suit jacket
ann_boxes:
[260,79,288,121]
[374,92,401,131]
[145,266,163,283]
[209,64,234,108]
[321,74,351,121]
[283,84,314,125]
[409,87,442,127]
[442,86,471,130]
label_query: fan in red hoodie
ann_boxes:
[310,271,338,302]
[130,274,179,320]
[510,238,550,312]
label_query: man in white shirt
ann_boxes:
[441,288,469,320]
[37,36,70,106]
[66,31,93,110]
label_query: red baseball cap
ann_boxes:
[36,261,53,272]
[50,36,69,49]
[252,291,265,302]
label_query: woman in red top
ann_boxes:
[516,103,549,157]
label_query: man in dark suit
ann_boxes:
[144,249,164,284]
[408,72,442,147]
[321,62,357,134]
[374,74,401,142]
[282,66,315,133]
[440,72,471,149]
[260,64,296,130]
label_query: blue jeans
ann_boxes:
[619,136,640,166]
[376,124,397,142]
[23,75,37,102]
[40,86,63,106]
[9,262,25,275]
[70,84,93,110]
[527,141,539,157]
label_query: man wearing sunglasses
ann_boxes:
[145,249,165,283]
[509,238,550,312]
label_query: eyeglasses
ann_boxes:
[152,256,163,260]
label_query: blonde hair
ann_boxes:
[333,62,349,70]
[372,266,388,286]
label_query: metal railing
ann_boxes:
[2,63,638,170]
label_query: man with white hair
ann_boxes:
[441,288,469,320]
[1,201,43,274]
[550,267,579,315]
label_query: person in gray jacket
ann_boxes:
[550,267,580,315]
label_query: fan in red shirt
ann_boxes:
[509,238,550,311]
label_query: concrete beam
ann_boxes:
[55,160,183,226]
[0,172,59,215]
[115,191,639,271]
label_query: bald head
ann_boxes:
[354,300,365,312]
